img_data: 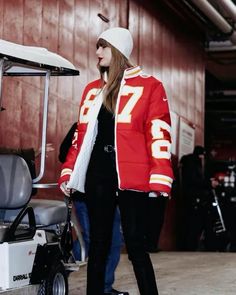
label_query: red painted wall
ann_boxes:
[0,0,205,249]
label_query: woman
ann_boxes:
[59,122,126,295]
[59,27,173,295]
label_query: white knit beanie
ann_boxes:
[98,27,133,59]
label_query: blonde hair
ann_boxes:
[97,39,133,113]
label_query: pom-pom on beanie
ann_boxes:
[98,27,133,59]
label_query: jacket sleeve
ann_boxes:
[58,122,77,163]
[58,86,88,186]
[58,123,79,186]
[58,79,102,187]
[145,81,173,194]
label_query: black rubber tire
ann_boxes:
[38,261,68,295]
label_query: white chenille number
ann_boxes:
[151,119,171,159]
[80,88,100,123]
[117,86,143,123]
[71,130,78,147]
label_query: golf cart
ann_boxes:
[0,39,84,294]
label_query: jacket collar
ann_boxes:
[123,66,142,79]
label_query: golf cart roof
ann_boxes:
[0,39,79,76]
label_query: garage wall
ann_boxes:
[129,1,205,146]
[0,0,205,249]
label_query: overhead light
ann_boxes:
[208,90,236,96]
[221,117,236,122]
[207,41,236,51]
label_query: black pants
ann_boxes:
[183,204,216,251]
[85,177,158,295]
[145,196,168,251]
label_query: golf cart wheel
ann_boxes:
[38,261,68,295]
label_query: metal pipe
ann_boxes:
[191,0,236,44]
[33,70,51,183]
[0,59,4,110]
[33,183,57,188]
[218,0,236,22]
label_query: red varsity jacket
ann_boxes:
[59,66,173,194]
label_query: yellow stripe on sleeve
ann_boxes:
[150,174,173,188]
[61,168,72,177]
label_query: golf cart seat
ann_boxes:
[0,154,32,209]
[0,154,67,242]
[4,199,67,226]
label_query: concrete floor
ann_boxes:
[1,252,235,294]
[69,252,236,295]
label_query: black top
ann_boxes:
[86,105,117,181]
[94,104,115,148]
